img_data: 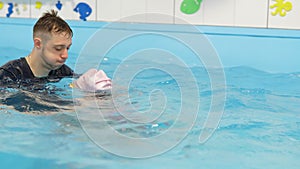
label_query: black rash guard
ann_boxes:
[0,57,75,87]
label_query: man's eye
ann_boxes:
[55,47,63,51]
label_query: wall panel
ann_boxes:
[203,0,235,26]
[97,0,121,22]
[146,0,174,24]
[235,0,268,28]
[120,0,146,23]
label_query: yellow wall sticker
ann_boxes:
[270,0,293,17]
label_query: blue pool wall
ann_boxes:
[0,18,300,73]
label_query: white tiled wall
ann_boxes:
[0,0,299,30]
[235,0,268,28]
[203,0,236,26]
[120,0,146,23]
[146,0,174,24]
[97,0,121,22]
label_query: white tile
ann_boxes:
[0,0,30,18]
[97,0,121,22]
[30,0,96,21]
[268,0,300,29]
[174,0,204,25]
[203,0,235,26]
[235,0,268,28]
[146,0,174,24]
[120,0,146,23]
[30,0,58,19]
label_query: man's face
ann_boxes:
[40,32,72,70]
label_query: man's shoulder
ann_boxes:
[0,57,27,79]
[0,57,26,72]
[1,57,26,69]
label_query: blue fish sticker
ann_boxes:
[7,3,13,17]
[73,2,92,21]
[56,0,62,10]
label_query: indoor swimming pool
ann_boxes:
[0,18,300,169]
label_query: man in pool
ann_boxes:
[0,10,111,92]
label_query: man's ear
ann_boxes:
[33,37,42,49]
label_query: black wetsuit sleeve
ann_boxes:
[47,64,79,82]
[0,67,21,88]
[0,61,24,86]
[0,58,34,86]
[0,67,18,81]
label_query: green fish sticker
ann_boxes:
[180,0,203,14]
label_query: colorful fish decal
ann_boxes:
[0,1,4,10]
[74,2,92,21]
[35,1,42,9]
[180,0,203,15]
[56,0,62,10]
[6,3,13,17]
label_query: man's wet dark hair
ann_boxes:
[33,9,73,39]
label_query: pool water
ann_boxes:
[1,18,300,168]
[0,63,299,168]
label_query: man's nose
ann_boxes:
[60,48,68,59]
